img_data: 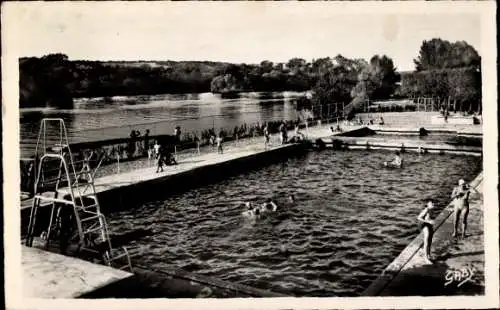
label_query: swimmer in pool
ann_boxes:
[384,151,403,168]
[241,201,263,220]
[260,198,278,212]
[241,199,278,219]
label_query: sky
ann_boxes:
[6,2,483,71]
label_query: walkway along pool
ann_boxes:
[104,148,482,297]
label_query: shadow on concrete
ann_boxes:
[77,266,287,298]
[176,159,205,165]
[436,250,484,261]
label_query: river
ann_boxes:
[19,91,305,157]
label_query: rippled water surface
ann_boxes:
[106,149,482,296]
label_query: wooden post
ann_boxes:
[311,106,314,126]
[305,115,309,138]
[327,104,330,123]
[320,104,323,123]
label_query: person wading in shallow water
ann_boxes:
[450,179,480,239]
[417,200,436,264]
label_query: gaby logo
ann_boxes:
[444,267,474,288]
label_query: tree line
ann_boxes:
[19,55,319,108]
[19,38,481,114]
[304,38,481,118]
[398,39,481,113]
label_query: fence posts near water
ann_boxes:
[117,153,120,174]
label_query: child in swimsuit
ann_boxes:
[417,200,435,264]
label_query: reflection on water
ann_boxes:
[105,149,482,297]
[19,92,303,157]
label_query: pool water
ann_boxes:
[105,149,482,296]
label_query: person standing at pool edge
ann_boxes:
[143,129,150,156]
[264,124,270,149]
[153,140,160,158]
[417,200,436,264]
[216,134,223,154]
[450,179,480,238]
[156,145,165,173]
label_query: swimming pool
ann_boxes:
[105,149,482,296]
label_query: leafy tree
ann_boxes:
[414,38,481,71]
[366,55,400,100]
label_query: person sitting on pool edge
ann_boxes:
[384,151,403,168]
[417,199,436,264]
[164,149,178,165]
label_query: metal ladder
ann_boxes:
[24,118,133,272]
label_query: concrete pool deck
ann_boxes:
[22,245,287,298]
[363,171,484,296]
[323,136,482,155]
[22,245,133,298]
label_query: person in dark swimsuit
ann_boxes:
[155,145,165,173]
[417,200,436,264]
